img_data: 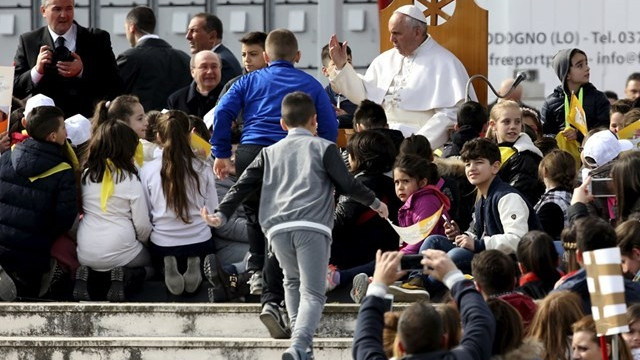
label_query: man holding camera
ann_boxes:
[352,249,494,359]
[13,0,122,117]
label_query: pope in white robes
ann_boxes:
[328,4,475,149]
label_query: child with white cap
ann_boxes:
[577,129,634,223]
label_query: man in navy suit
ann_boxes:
[186,13,242,88]
[118,6,191,111]
[13,0,122,117]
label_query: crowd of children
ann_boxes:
[4,28,640,360]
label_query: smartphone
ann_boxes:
[400,254,424,270]
[589,177,614,197]
[441,213,452,227]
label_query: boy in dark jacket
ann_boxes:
[352,249,495,360]
[541,48,610,137]
[0,106,77,300]
[553,215,640,314]
[422,138,541,274]
[441,100,487,158]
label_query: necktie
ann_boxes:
[55,37,65,49]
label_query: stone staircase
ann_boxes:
[0,302,359,359]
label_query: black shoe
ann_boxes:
[207,286,227,303]
[0,265,17,301]
[39,259,64,297]
[73,265,91,301]
[107,267,125,302]
[260,302,291,339]
[203,254,232,297]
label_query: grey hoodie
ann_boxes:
[551,48,585,85]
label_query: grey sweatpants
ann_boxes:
[269,230,330,352]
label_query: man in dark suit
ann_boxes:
[167,51,222,118]
[117,6,191,111]
[13,0,122,118]
[185,13,242,88]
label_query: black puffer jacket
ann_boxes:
[498,134,544,206]
[540,83,610,136]
[331,173,402,269]
[0,138,77,275]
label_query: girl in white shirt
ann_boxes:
[140,110,218,296]
[75,120,152,302]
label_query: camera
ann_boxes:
[400,254,424,270]
[45,45,73,75]
[588,177,614,198]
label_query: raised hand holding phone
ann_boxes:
[443,214,460,240]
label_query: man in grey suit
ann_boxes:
[186,13,242,88]
[117,6,191,111]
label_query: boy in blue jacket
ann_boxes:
[210,30,338,328]
[203,92,387,360]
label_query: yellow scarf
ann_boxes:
[134,140,144,167]
[498,146,517,169]
[100,159,118,213]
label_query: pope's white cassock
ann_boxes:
[329,36,475,149]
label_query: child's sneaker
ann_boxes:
[350,273,370,304]
[39,258,64,297]
[282,346,309,360]
[388,284,430,303]
[106,267,125,302]
[183,256,202,293]
[73,265,91,301]
[248,270,263,295]
[260,301,291,339]
[401,276,425,290]
[204,254,249,301]
[325,264,339,293]
[163,256,184,295]
[0,265,17,301]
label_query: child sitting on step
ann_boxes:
[140,110,218,296]
[74,120,153,302]
[0,106,77,301]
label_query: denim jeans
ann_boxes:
[270,230,330,352]
[420,234,475,275]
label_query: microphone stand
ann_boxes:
[465,74,521,102]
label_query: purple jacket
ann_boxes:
[398,185,451,254]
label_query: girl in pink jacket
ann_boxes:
[394,154,451,254]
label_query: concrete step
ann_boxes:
[0,336,353,360]
[0,302,360,338]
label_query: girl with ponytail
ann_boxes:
[139,110,218,296]
[90,95,147,166]
[75,120,152,302]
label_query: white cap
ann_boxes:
[65,114,91,147]
[393,5,427,24]
[24,94,55,120]
[582,130,633,168]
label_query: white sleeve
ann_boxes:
[31,67,44,85]
[328,63,367,105]
[129,178,153,244]
[483,193,530,254]
[415,105,459,150]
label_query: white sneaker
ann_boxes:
[388,285,430,303]
[248,270,263,295]
[350,273,369,304]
